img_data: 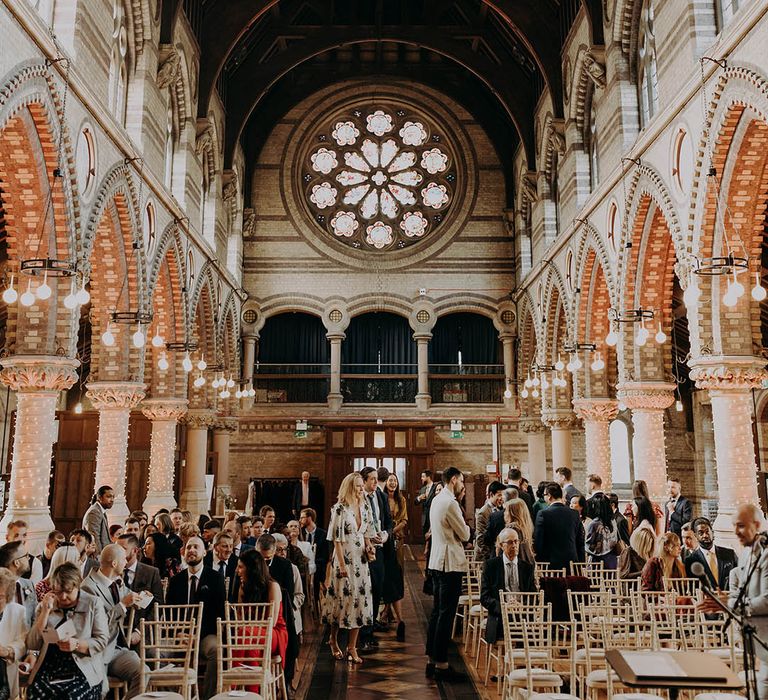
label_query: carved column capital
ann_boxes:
[616,382,676,411]
[184,409,216,430]
[688,355,768,392]
[0,355,79,392]
[213,417,239,433]
[541,409,579,430]
[573,398,619,423]
[141,398,189,422]
[518,418,546,434]
[86,382,146,410]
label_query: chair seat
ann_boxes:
[134,694,185,699]
[585,668,621,687]
[211,694,264,700]
[147,666,197,682]
[574,648,605,661]
[510,649,548,660]
[694,695,746,700]
[507,668,563,686]
[612,695,665,700]
[524,694,580,700]
[468,604,483,616]
[458,595,469,605]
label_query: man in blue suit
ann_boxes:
[534,482,584,571]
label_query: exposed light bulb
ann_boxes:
[566,360,575,373]
[2,274,17,305]
[248,387,255,397]
[182,352,193,372]
[636,325,649,346]
[532,375,540,387]
[591,353,605,372]
[723,290,738,308]
[521,388,529,399]
[151,332,164,348]
[541,377,549,390]
[731,273,745,298]
[554,355,565,372]
[74,402,83,414]
[235,389,243,399]
[76,282,90,305]
[158,353,169,371]
[675,399,683,412]
[193,374,205,388]
[101,323,115,347]
[503,388,512,399]
[752,272,767,301]
[605,328,618,346]
[572,355,583,371]
[227,376,235,388]
[63,280,78,309]
[132,324,145,348]
[683,283,700,307]
[220,389,231,399]
[197,355,207,371]
[618,401,627,411]
[532,388,539,398]
[655,323,667,344]
[20,280,35,307]
[36,272,51,300]
[524,374,532,388]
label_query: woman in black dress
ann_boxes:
[26,562,108,700]
[142,532,180,579]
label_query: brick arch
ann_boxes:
[517,295,540,416]
[218,290,241,375]
[260,296,326,319]
[188,271,217,408]
[433,296,500,321]
[568,44,596,137]
[541,264,574,352]
[573,222,619,305]
[346,295,413,319]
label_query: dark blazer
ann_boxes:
[484,509,506,552]
[302,526,328,569]
[415,483,438,535]
[534,502,585,571]
[665,497,693,536]
[204,551,239,600]
[685,545,738,590]
[126,560,164,629]
[480,555,536,643]
[614,511,631,545]
[82,502,111,553]
[369,488,394,557]
[291,480,324,518]
[166,566,226,639]
[265,555,299,663]
[563,484,582,503]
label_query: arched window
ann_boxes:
[638,0,659,127]
[108,0,129,125]
[610,419,632,484]
[587,99,599,191]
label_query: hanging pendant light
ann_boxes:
[101,322,116,347]
[2,274,18,305]
[35,271,51,300]
[182,352,193,372]
[158,352,169,371]
[132,323,146,348]
[655,322,667,344]
[20,280,35,307]
[751,271,767,301]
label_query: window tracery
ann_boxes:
[638,0,659,127]
[108,0,129,125]
[302,105,456,251]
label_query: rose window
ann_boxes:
[303,106,455,251]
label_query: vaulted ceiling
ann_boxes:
[164,0,604,204]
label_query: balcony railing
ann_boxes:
[251,363,505,404]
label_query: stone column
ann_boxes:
[689,357,767,546]
[141,398,188,514]
[242,334,257,384]
[327,332,344,412]
[617,381,675,502]
[501,332,516,410]
[414,332,432,411]
[86,381,146,525]
[180,409,215,521]
[519,418,547,484]
[541,409,577,474]
[573,398,619,491]
[213,417,238,514]
[0,356,78,552]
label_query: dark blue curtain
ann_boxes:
[342,312,416,374]
[429,313,501,365]
[258,313,329,368]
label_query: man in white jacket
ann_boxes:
[425,467,470,682]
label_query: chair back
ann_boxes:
[665,576,700,598]
[139,614,197,694]
[155,602,204,669]
[216,616,273,694]
[226,601,276,623]
[500,597,550,669]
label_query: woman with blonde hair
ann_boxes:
[503,498,535,563]
[619,526,656,579]
[640,531,686,591]
[35,544,82,601]
[0,566,28,698]
[322,472,376,664]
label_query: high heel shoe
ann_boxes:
[346,648,363,664]
[328,641,343,660]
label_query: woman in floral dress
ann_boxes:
[322,472,376,664]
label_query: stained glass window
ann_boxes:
[303,105,455,251]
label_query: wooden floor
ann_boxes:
[296,548,486,700]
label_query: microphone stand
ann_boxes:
[697,544,768,700]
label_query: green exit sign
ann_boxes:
[451,430,463,439]
[294,430,307,439]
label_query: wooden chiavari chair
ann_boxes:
[107,607,136,699]
[499,597,551,699]
[216,613,274,698]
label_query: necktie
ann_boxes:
[109,580,120,605]
[123,568,131,588]
[15,583,22,605]
[708,550,719,587]
[189,574,198,604]
[511,562,519,592]
[218,561,226,576]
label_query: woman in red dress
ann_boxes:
[232,548,288,690]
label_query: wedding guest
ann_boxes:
[383,473,408,640]
[640,532,686,591]
[141,533,180,580]
[36,531,65,579]
[619,526,656,579]
[35,544,81,601]
[0,566,29,698]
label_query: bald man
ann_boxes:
[728,505,768,699]
[166,537,225,700]
[292,470,322,519]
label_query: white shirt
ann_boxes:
[124,561,137,588]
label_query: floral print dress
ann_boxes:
[321,501,375,629]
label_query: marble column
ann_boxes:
[180,409,215,521]
[0,356,78,552]
[141,398,188,514]
[327,332,344,411]
[617,381,675,502]
[213,417,238,514]
[573,398,619,491]
[519,418,547,485]
[414,332,431,411]
[86,381,146,525]
[501,332,516,410]
[541,409,577,474]
[242,334,257,384]
[690,357,767,547]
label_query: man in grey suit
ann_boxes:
[0,541,36,624]
[82,484,114,553]
[82,543,144,698]
[116,533,164,633]
[473,481,506,562]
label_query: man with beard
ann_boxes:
[684,516,737,591]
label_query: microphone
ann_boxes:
[690,561,711,589]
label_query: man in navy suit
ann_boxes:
[534,482,584,571]
[203,531,239,601]
[481,527,537,644]
[684,516,737,590]
[665,477,693,537]
[359,466,393,651]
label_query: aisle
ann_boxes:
[301,548,480,699]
